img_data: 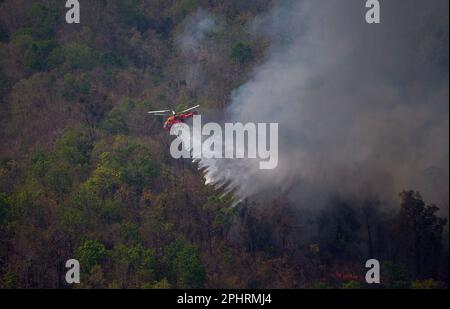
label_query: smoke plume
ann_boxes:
[175,8,222,91]
[189,1,450,210]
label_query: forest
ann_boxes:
[0,0,448,289]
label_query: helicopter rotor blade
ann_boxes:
[148,110,171,114]
[180,105,200,114]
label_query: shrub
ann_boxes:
[311,281,333,289]
[411,279,442,289]
[1,271,18,288]
[382,261,410,289]
[341,281,362,289]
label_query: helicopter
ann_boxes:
[148,105,200,131]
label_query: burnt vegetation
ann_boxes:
[0,0,448,289]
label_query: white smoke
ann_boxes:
[171,122,261,205]
[175,8,222,91]
[182,1,450,210]
[176,8,220,51]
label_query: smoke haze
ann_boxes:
[183,0,449,211]
[175,8,222,92]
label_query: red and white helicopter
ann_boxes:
[148,105,200,131]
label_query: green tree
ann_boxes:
[0,69,9,101]
[99,51,124,68]
[164,240,206,288]
[397,191,447,279]
[107,0,152,33]
[63,43,98,71]
[11,28,34,52]
[231,42,253,63]
[24,40,57,71]
[100,98,134,135]
[116,244,155,273]
[121,151,159,190]
[62,73,91,101]
[0,193,9,225]
[44,164,71,199]
[29,3,58,39]
[0,23,8,42]
[318,200,361,261]
[119,221,141,244]
[54,129,93,167]
[84,165,121,198]
[12,28,33,45]
[75,240,109,273]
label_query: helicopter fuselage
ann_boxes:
[163,111,198,131]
